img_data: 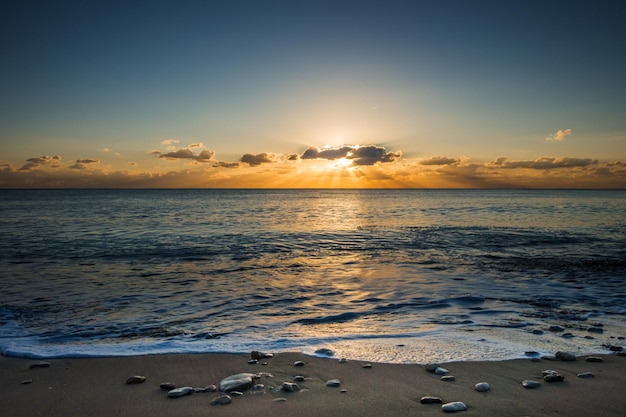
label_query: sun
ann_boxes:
[327,157,353,170]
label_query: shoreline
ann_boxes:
[2,351,625,417]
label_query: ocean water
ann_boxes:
[1,189,625,363]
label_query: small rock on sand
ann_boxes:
[522,380,541,389]
[220,373,255,392]
[475,382,490,392]
[420,396,443,404]
[29,362,51,369]
[126,376,146,384]
[293,361,306,367]
[425,363,439,372]
[281,382,300,392]
[168,387,193,398]
[160,382,176,390]
[210,394,232,405]
[434,367,449,375]
[585,357,603,362]
[442,401,467,412]
[577,372,594,378]
[326,379,341,387]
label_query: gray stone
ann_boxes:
[442,401,467,412]
[441,375,456,382]
[205,384,217,392]
[362,363,373,369]
[315,348,334,356]
[160,382,176,390]
[577,372,594,378]
[326,379,341,387]
[126,375,146,384]
[555,351,576,361]
[425,363,440,372]
[229,391,243,396]
[293,361,306,367]
[475,382,490,392]
[587,326,604,333]
[168,387,194,398]
[420,396,443,404]
[585,356,603,362]
[219,373,255,392]
[293,375,305,382]
[273,397,288,402]
[210,394,232,405]
[281,382,300,392]
[544,373,565,382]
[522,379,541,389]
[434,367,450,375]
[252,383,265,391]
[248,359,258,364]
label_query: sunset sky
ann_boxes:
[1,0,625,188]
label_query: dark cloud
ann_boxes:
[419,156,460,166]
[19,155,62,171]
[1,163,15,172]
[69,158,99,170]
[240,153,277,166]
[300,145,401,166]
[286,153,300,161]
[490,157,598,169]
[159,148,215,162]
[213,161,241,168]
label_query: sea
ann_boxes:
[1,189,625,364]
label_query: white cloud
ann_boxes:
[546,128,572,141]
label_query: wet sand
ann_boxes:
[2,352,624,417]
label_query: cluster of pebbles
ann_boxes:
[123,350,349,406]
[419,349,619,413]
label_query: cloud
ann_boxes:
[300,145,401,166]
[240,152,278,166]
[546,128,572,141]
[69,158,100,170]
[213,161,241,168]
[98,147,110,153]
[189,143,203,148]
[161,139,180,145]
[19,155,62,171]
[159,148,215,162]
[490,156,598,169]
[419,156,460,166]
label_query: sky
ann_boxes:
[1,0,625,188]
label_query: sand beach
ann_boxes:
[2,351,624,417]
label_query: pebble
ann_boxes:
[561,332,575,338]
[577,372,595,378]
[587,326,604,333]
[522,380,541,389]
[126,375,146,384]
[21,379,33,384]
[205,384,217,392]
[434,367,450,375]
[362,364,373,369]
[160,382,176,390]
[475,382,490,392]
[281,382,300,392]
[441,375,456,382]
[220,373,255,392]
[420,396,443,404]
[585,357,603,363]
[293,376,306,382]
[326,379,341,387]
[29,361,51,369]
[251,351,273,359]
[210,394,232,405]
[273,397,288,402]
[340,389,348,393]
[543,373,565,382]
[229,391,243,396]
[615,351,626,356]
[248,359,258,364]
[293,361,306,367]
[338,358,348,363]
[532,329,544,335]
[425,363,440,372]
[555,351,576,361]
[315,348,334,356]
[442,401,467,412]
[168,387,194,398]
[252,384,265,391]
[608,345,623,351]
